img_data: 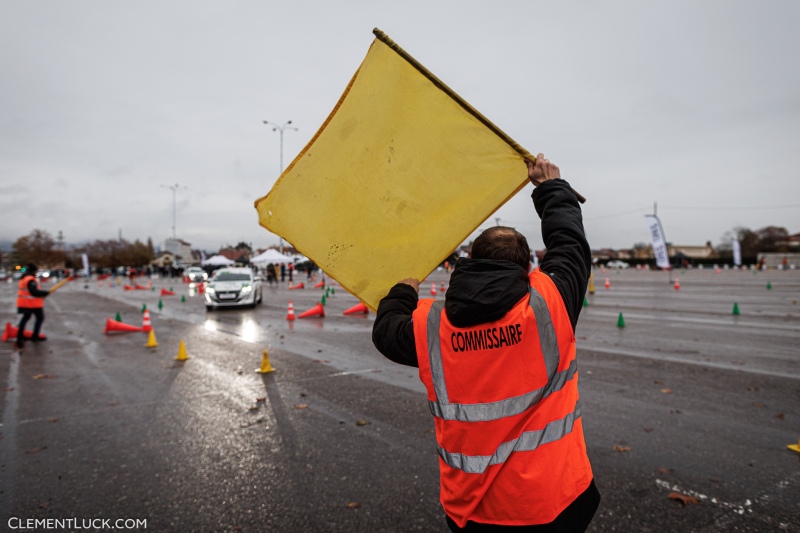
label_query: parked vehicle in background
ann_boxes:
[204,268,262,310]
[606,260,630,269]
[185,266,208,282]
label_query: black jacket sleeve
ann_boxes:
[28,279,50,298]
[534,180,591,331]
[372,283,420,368]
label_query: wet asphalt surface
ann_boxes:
[1,268,798,532]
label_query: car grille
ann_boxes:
[214,290,241,301]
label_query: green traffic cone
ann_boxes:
[151,286,156,291]
[732,302,740,315]
[766,281,772,290]
[617,312,625,328]
[141,303,147,313]
[158,298,163,311]
[181,295,186,303]
[321,294,327,306]
[583,297,589,308]
[331,286,335,295]
[115,311,122,322]
[325,287,330,298]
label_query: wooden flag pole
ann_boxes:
[372,28,586,204]
[48,276,74,294]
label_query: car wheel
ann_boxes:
[206,305,213,311]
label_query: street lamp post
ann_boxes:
[161,184,188,259]
[263,120,298,253]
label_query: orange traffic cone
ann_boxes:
[298,302,325,318]
[104,317,143,334]
[343,302,369,315]
[2,322,15,342]
[314,280,325,289]
[431,282,437,296]
[286,300,296,321]
[160,288,175,296]
[2,322,42,342]
[441,282,446,293]
[142,309,152,332]
[604,277,611,289]
[673,277,681,290]
[123,285,135,291]
[289,282,305,290]
[198,283,205,294]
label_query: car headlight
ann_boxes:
[241,284,252,293]
[206,286,215,294]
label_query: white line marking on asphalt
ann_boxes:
[328,369,381,377]
[655,479,753,514]
[580,345,800,380]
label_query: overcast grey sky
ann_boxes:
[2,1,798,255]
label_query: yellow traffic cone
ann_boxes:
[255,348,276,374]
[788,436,800,454]
[175,339,190,361]
[145,329,158,348]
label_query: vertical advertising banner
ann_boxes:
[644,215,670,269]
[81,253,90,277]
[732,240,742,266]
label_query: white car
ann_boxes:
[204,268,263,310]
[185,266,208,282]
[606,260,630,269]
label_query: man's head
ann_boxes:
[470,226,531,271]
[26,263,38,275]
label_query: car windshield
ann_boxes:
[214,273,251,282]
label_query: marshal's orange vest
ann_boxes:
[412,269,592,527]
[17,275,45,309]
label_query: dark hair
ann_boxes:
[26,263,38,274]
[471,226,531,271]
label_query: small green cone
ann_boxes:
[151,286,156,291]
[766,281,772,290]
[115,311,122,322]
[732,302,740,315]
[158,298,163,311]
[616,312,625,328]
[583,297,589,308]
[181,295,186,303]
[331,286,335,295]
[321,294,327,306]
[325,287,330,298]
[141,303,147,313]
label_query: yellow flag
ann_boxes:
[255,30,531,311]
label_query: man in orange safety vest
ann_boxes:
[372,154,599,531]
[16,263,51,350]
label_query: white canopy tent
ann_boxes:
[250,249,294,264]
[202,254,235,266]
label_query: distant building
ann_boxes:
[151,251,175,269]
[164,238,193,265]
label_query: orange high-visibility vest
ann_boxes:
[412,268,592,527]
[17,275,45,309]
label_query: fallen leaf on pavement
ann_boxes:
[752,402,765,408]
[32,374,56,380]
[345,502,361,509]
[26,447,47,454]
[774,413,785,420]
[48,418,59,423]
[294,404,308,409]
[356,420,367,426]
[668,492,699,506]
[613,445,630,452]
[657,467,674,475]
[661,388,672,394]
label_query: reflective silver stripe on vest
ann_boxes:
[437,401,582,474]
[425,287,567,422]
